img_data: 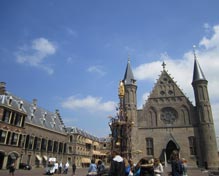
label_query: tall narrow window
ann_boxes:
[28,136,34,150]
[18,134,23,147]
[47,140,53,152]
[146,138,154,155]
[59,143,63,153]
[34,137,41,151]
[0,130,7,143]
[11,133,18,145]
[53,141,58,152]
[14,113,22,126]
[188,136,197,155]
[41,138,47,151]
[2,110,10,123]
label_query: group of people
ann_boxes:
[108,150,163,176]
[87,159,106,176]
[108,150,188,176]
[169,150,188,176]
[52,161,70,174]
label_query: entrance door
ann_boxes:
[166,140,178,163]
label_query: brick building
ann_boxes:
[0,82,110,170]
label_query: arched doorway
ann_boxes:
[0,152,5,169]
[166,140,179,163]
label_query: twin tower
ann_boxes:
[118,54,218,169]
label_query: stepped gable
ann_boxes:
[148,69,186,100]
[139,63,195,128]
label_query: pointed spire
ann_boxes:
[123,58,136,85]
[192,45,206,82]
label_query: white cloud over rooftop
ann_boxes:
[15,37,56,75]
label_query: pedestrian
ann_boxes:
[181,158,188,176]
[139,157,154,176]
[97,160,105,176]
[58,162,62,174]
[128,159,134,176]
[124,158,131,176]
[108,150,126,176]
[72,162,76,175]
[9,162,15,176]
[87,158,97,176]
[153,158,163,176]
[54,161,59,174]
[170,150,183,176]
[63,162,69,174]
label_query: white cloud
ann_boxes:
[134,24,219,134]
[203,23,211,33]
[199,25,219,49]
[87,65,106,76]
[15,37,56,75]
[61,95,116,113]
[64,27,78,37]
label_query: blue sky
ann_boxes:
[1,0,219,137]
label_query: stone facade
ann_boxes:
[119,58,219,169]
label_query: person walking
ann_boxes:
[72,162,76,175]
[108,150,126,176]
[63,162,69,174]
[58,162,62,174]
[87,159,97,176]
[97,160,105,176]
[139,158,154,176]
[153,158,163,176]
[181,158,188,176]
[9,162,15,176]
[170,150,183,176]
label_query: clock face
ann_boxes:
[160,107,177,124]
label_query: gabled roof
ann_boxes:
[148,69,186,99]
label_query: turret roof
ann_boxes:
[123,59,136,85]
[192,58,206,82]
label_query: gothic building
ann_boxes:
[119,54,218,169]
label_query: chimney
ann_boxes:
[0,82,6,95]
[55,109,60,116]
[32,99,37,107]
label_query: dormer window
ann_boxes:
[19,101,23,109]
[44,112,47,118]
[33,106,36,113]
[9,96,13,105]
